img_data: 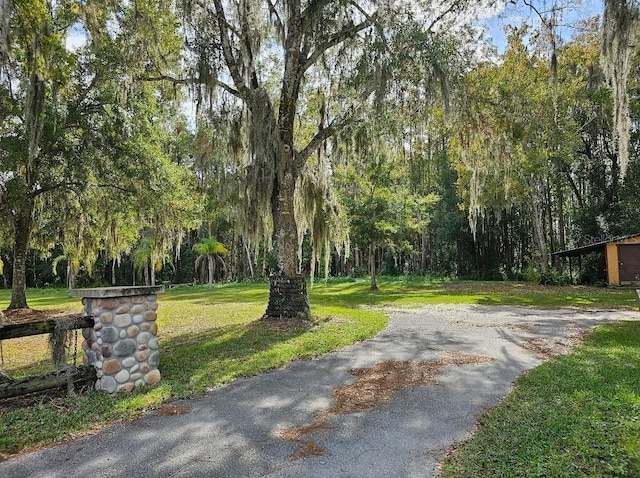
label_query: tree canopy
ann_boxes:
[1,1,639,313]
[0,0,200,308]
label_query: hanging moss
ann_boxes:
[237,89,278,251]
[602,0,640,179]
[49,318,78,371]
[49,317,80,396]
[0,0,10,61]
[295,148,350,286]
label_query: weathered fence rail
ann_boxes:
[0,366,97,400]
[0,316,96,399]
[0,316,94,340]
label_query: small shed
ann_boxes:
[554,233,640,286]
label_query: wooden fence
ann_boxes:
[0,316,96,399]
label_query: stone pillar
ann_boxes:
[71,286,164,394]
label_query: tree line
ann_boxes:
[1,1,638,316]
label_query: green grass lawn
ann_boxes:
[441,321,640,477]
[310,276,638,309]
[0,278,638,462]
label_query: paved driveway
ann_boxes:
[2,304,638,478]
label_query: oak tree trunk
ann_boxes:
[9,205,33,309]
[369,243,378,291]
[265,161,310,319]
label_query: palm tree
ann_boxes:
[133,237,174,286]
[193,237,228,285]
[134,238,168,286]
[51,253,81,290]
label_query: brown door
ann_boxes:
[618,244,640,282]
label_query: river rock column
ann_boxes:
[71,286,164,394]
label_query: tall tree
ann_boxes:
[0,0,64,308]
[0,1,192,308]
[181,0,498,318]
[337,122,437,290]
[452,26,580,274]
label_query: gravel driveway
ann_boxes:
[2,304,638,478]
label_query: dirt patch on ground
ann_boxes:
[275,352,495,460]
[521,328,591,359]
[1,308,80,325]
[450,320,537,333]
[257,317,312,333]
[520,338,562,359]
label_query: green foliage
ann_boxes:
[577,253,608,286]
[193,237,228,284]
[0,0,201,304]
[537,268,571,286]
[336,117,440,282]
[1,3,637,303]
[192,237,228,257]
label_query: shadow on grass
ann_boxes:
[310,279,639,309]
[1,358,60,381]
[162,283,269,305]
[1,317,310,412]
[0,289,79,311]
[442,321,640,477]
[158,318,313,394]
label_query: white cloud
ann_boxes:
[66,22,87,52]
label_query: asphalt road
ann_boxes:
[2,304,638,478]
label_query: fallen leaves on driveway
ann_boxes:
[276,352,495,460]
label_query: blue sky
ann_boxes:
[482,0,604,52]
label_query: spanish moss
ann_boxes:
[295,148,350,286]
[0,0,10,61]
[602,0,640,179]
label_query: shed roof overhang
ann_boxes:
[553,243,606,258]
[553,233,640,258]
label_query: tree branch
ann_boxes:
[30,178,140,199]
[30,181,83,198]
[297,122,338,165]
[266,0,284,35]
[301,14,377,73]
[297,82,376,164]
[95,183,138,194]
[239,2,260,89]
[137,74,242,98]
[211,0,252,101]
[297,112,353,165]
[301,0,333,24]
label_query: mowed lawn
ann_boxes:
[0,278,639,468]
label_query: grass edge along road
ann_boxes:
[440,321,640,478]
[0,278,638,462]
